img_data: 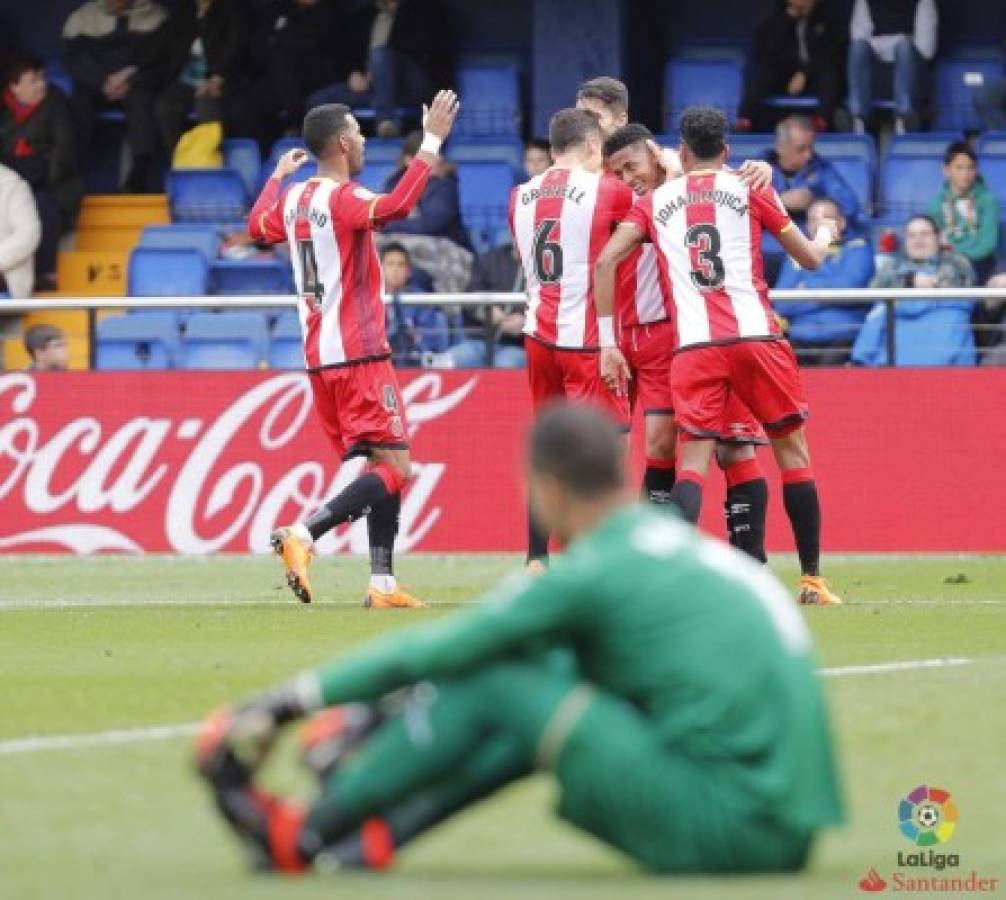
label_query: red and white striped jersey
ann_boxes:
[617,243,674,330]
[509,167,633,349]
[626,169,792,350]
[248,159,433,369]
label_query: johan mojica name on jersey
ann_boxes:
[655,189,748,225]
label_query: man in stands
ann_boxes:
[24,323,69,371]
[509,107,632,571]
[595,106,843,606]
[248,90,459,608]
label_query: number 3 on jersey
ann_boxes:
[298,239,325,307]
[685,223,725,291]
[533,218,563,284]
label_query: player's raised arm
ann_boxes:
[777,219,834,270]
[248,149,310,243]
[363,90,460,229]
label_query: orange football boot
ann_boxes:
[270,526,315,604]
[798,575,843,606]
[364,586,428,609]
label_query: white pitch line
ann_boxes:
[0,658,981,758]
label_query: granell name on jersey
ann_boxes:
[655,190,748,226]
[284,206,329,229]
[520,183,587,205]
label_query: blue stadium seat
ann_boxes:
[815,134,878,216]
[96,313,179,370]
[222,138,262,198]
[664,55,743,131]
[269,312,304,369]
[457,161,514,253]
[359,162,396,192]
[128,247,209,296]
[724,133,773,165]
[45,59,73,97]
[139,224,220,263]
[935,50,1004,132]
[447,137,526,177]
[976,131,1006,156]
[180,312,270,370]
[881,135,962,219]
[365,139,404,164]
[979,155,1006,212]
[210,259,293,295]
[271,137,306,159]
[167,169,247,222]
[456,64,520,136]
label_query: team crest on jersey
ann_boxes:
[353,186,375,201]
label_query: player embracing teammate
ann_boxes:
[596,106,842,606]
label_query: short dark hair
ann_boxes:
[525,137,550,155]
[679,106,727,161]
[906,214,939,234]
[302,103,353,157]
[529,403,625,497]
[380,241,411,263]
[24,324,63,355]
[549,108,602,155]
[603,123,654,158]
[576,77,629,115]
[944,140,976,166]
[6,52,44,86]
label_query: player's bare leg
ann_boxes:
[669,435,716,523]
[363,448,427,609]
[642,414,677,504]
[716,442,768,563]
[769,427,842,606]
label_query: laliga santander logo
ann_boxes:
[898,785,958,846]
[0,372,478,555]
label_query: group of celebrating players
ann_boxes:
[194,78,847,879]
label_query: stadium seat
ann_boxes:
[979,155,1006,211]
[222,138,262,198]
[815,134,878,216]
[167,169,247,222]
[935,50,1004,132]
[140,224,220,263]
[456,64,521,136]
[257,159,319,193]
[269,311,304,369]
[664,55,743,131]
[976,131,1006,156]
[128,247,209,296]
[180,312,270,370]
[724,133,773,166]
[96,312,179,370]
[447,137,525,177]
[210,259,293,295]
[359,162,396,192]
[457,161,514,253]
[270,137,306,159]
[881,134,962,219]
[364,139,403,164]
[45,58,73,97]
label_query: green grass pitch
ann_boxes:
[1,553,1004,900]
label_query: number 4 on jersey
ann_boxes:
[298,239,325,307]
[533,218,563,284]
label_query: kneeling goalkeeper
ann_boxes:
[196,403,844,874]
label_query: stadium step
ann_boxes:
[57,250,128,296]
[75,228,145,252]
[77,194,170,231]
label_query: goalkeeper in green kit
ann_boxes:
[196,404,844,875]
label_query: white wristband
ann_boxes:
[598,316,616,348]
[420,132,443,156]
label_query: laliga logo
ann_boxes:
[0,372,478,554]
[899,785,958,847]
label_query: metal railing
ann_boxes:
[3,288,1006,368]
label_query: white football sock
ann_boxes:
[369,574,397,593]
[292,522,313,546]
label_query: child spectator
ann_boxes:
[380,242,450,365]
[24,323,69,370]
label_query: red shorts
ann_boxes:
[308,357,409,460]
[621,321,675,417]
[672,339,808,441]
[526,336,629,427]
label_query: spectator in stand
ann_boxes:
[381,242,450,364]
[524,137,551,178]
[767,117,860,230]
[737,0,846,132]
[852,215,975,366]
[24,323,69,371]
[305,0,455,137]
[1,53,84,290]
[928,142,1000,285]
[845,0,937,134]
[0,162,41,298]
[62,0,172,191]
[775,197,874,365]
[381,130,471,250]
[156,0,255,157]
[445,234,526,368]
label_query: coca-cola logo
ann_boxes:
[0,372,478,554]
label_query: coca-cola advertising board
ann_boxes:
[1,368,1003,554]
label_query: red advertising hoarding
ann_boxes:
[0,369,1003,554]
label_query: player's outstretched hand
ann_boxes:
[195,704,279,788]
[600,347,632,397]
[736,159,773,191]
[273,148,309,180]
[422,90,461,140]
[646,139,683,179]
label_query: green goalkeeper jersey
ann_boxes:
[302,503,844,832]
